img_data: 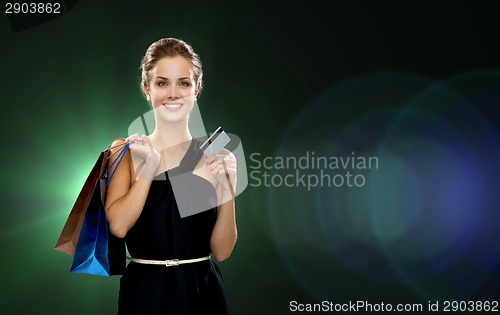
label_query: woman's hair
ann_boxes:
[140,37,203,97]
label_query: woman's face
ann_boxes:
[145,55,198,122]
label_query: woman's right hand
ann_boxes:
[126,134,161,177]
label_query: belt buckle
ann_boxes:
[165,259,180,266]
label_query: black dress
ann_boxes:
[118,138,228,315]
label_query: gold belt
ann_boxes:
[126,255,210,267]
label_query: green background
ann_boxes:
[1,1,499,314]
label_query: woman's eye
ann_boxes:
[158,81,167,87]
[179,82,190,87]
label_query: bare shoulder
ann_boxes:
[106,138,134,186]
[108,138,128,155]
[106,138,132,172]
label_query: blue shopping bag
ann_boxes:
[70,142,130,276]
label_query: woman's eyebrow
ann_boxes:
[155,76,190,80]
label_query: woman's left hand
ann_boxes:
[205,151,237,194]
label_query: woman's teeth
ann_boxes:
[165,104,183,109]
[164,103,183,111]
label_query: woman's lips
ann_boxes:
[164,103,183,111]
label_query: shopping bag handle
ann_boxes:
[107,139,128,159]
[103,141,131,186]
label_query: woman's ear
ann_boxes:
[143,85,151,101]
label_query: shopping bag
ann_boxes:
[54,151,107,255]
[70,142,130,276]
[54,140,128,255]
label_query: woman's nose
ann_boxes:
[166,85,180,98]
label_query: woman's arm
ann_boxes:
[105,136,160,238]
[210,190,237,262]
[207,150,238,261]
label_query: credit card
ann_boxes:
[201,127,231,157]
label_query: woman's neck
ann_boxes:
[149,118,192,151]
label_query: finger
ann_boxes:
[211,156,231,167]
[216,168,227,177]
[204,155,216,166]
[216,154,229,161]
[129,134,142,144]
[225,163,236,171]
[217,153,235,162]
[126,134,138,143]
[211,164,224,178]
[214,164,235,178]
[144,135,158,156]
[216,155,235,169]
[208,159,221,170]
[211,160,227,172]
[211,165,221,178]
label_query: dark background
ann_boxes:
[1,1,499,314]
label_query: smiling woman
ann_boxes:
[145,55,198,125]
[103,38,237,315]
